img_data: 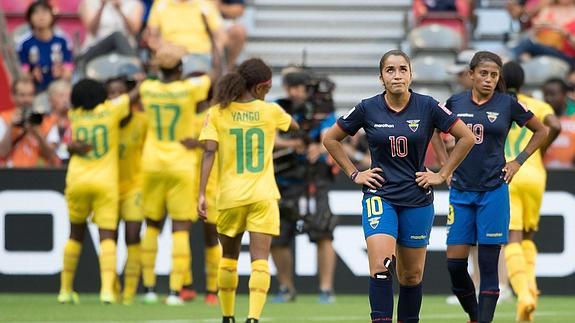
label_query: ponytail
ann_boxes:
[214,72,246,108]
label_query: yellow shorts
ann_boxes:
[509,181,544,232]
[66,183,119,230]
[119,186,144,222]
[142,171,198,222]
[217,199,280,237]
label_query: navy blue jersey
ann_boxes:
[446,91,534,191]
[338,91,458,207]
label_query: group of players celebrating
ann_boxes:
[56,46,553,323]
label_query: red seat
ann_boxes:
[0,53,14,111]
[412,0,469,48]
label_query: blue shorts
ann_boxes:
[446,184,510,245]
[361,194,435,248]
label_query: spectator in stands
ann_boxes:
[506,0,550,31]
[511,0,575,67]
[76,0,143,73]
[217,0,247,71]
[17,0,73,92]
[543,77,575,167]
[0,76,59,167]
[46,79,72,165]
[146,0,224,57]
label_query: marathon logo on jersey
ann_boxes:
[457,113,474,118]
[407,120,420,132]
[369,216,380,229]
[487,112,499,123]
[374,123,394,128]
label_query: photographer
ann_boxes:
[0,77,59,167]
[271,67,338,304]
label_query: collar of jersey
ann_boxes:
[380,89,414,114]
[468,90,496,108]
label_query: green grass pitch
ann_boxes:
[1,294,574,322]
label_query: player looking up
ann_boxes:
[323,50,475,323]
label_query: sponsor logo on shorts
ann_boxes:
[369,217,380,229]
[410,235,427,240]
[486,232,503,237]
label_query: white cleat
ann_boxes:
[143,292,159,304]
[165,295,184,306]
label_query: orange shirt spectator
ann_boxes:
[0,77,60,167]
[544,115,575,168]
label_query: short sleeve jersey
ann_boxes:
[67,95,130,187]
[199,101,292,209]
[140,75,210,172]
[337,91,458,207]
[147,0,223,54]
[119,111,148,194]
[505,94,554,181]
[446,91,534,191]
[17,33,72,92]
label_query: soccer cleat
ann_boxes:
[318,290,335,304]
[516,294,536,322]
[100,292,116,304]
[271,286,296,303]
[204,292,218,305]
[222,316,236,323]
[445,295,459,305]
[165,294,185,306]
[245,319,259,323]
[57,291,80,304]
[143,291,159,304]
[179,288,197,302]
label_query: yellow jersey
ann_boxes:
[119,111,148,195]
[505,93,554,181]
[199,101,292,209]
[193,109,218,194]
[67,95,130,187]
[140,76,211,172]
[147,0,223,54]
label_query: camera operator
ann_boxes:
[0,76,59,167]
[271,67,338,304]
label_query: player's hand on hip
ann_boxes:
[355,167,385,189]
[198,194,208,221]
[415,169,445,189]
[502,160,521,184]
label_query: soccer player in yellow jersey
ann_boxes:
[179,103,222,305]
[58,79,137,304]
[502,62,561,321]
[105,76,148,305]
[198,58,299,323]
[139,45,220,305]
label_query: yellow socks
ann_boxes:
[205,244,222,293]
[141,226,159,288]
[505,242,530,299]
[170,231,190,292]
[99,239,117,296]
[248,259,270,320]
[218,258,238,316]
[522,240,538,293]
[123,244,141,302]
[60,239,82,293]
[184,268,193,287]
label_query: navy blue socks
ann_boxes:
[478,244,501,323]
[447,258,478,322]
[397,283,423,323]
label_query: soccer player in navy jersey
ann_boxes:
[442,51,547,323]
[323,50,475,323]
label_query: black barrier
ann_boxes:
[0,169,574,294]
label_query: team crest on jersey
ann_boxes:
[486,112,499,123]
[407,119,420,132]
[369,217,380,229]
